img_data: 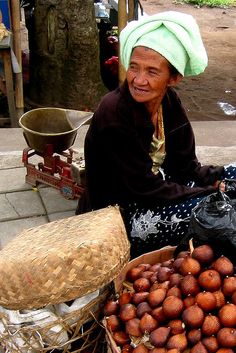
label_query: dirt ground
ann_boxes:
[1,2,236,123]
[140,0,236,121]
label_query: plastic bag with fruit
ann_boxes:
[176,186,236,263]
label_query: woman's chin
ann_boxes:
[131,92,150,103]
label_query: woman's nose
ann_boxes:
[133,71,147,84]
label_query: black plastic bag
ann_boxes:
[175,189,236,263]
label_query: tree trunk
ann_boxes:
[27,0,107,111]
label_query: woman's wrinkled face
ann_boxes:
[126,46,181,108]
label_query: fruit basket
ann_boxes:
[0,287,109,353]
[0,206,130,352]
[103,243,236,353]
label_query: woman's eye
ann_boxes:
[129,64,137,70]
[149,70,158,75]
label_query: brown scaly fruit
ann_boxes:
[169,273,183,288]
[133,343,149,353]
[180,256,201,276]
[232,291,236,304]
[140,270,155,280]
[162,296,184,319]
[133,277,151,292]
[106,314,121,332]
[222,276,236,297]
[113,330,130,346]
[132,292,150,305]
[125,318,142,337]
[156,267,173,283]
[119,292,133,306]
[190,341,208,353]
[173,258,185,273]
[119,303,137,322]
[183,295,196,308]
[195,291,217,312]
[149,348,167,353]
[103,299,119,316]
[126,267,144,282]
[202,336,219,353]
[151,306,167,323]
[150,272,159,284]
[136,301,152,318]
[139,312,158,334]
[182,304,205,329]
[148,288,167,308]
[149,326,171,348]
[192,244,215,264]
[166,286,182,298]
[138,263,152,271]
[121,344,133,353]
[180,274,200,297]
[187,328,202,346]
[198,269,221,292]
[217,327,236,348]
[201,314,221,336]
[213,290,226,309]
[218,303,236,327]
[211,256,234,277]
[176,251,190,259]
[168,319,185,335]
[166,333,188,352]
[150,281,170,292]
[161,259,174,269]
[149,263,162,272]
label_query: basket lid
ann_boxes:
[0,206,130,310]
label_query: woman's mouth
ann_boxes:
[132,86,149,95]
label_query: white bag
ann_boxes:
[0,306,69,352]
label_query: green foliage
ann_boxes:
[181,0,236,7]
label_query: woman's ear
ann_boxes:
[168,73,183,87]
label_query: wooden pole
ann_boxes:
[1,48,17,126]
[11,0,24,117]
[128,0,135,21]
[118,0,127,84]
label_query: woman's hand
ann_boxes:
[213,180,226,192]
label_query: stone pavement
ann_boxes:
[0,125,88,249]
[0,121,235,250]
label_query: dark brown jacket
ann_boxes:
[82,81,223,211]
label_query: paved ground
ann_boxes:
[0,125,87,249]
[0,122,235,250]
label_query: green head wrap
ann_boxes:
[119,11,208,77]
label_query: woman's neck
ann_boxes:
[145,90,166,116]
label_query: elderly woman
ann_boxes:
[78,11,236,258]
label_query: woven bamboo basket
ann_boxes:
[0,206,130,352]
[0,206,130,310]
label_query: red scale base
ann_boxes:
[22,144,85,199]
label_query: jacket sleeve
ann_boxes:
[163,90,224,187]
